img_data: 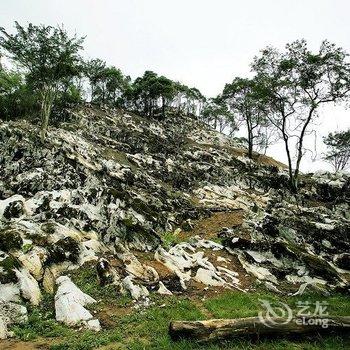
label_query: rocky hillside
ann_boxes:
[0,106,349,339]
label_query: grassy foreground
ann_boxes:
[9,267,350,350]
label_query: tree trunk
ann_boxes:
[280,115,295,192]
[40,87,55,142]
[162,96,165,119]
[292,106,316,192]
[246,114,253,159]
[169,316,350,342]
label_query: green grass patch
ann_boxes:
[69,263,122,304]
[160,229,182,249]
[10,286,350,350]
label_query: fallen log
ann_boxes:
[169,316,350,342]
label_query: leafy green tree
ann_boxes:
[252,40,350,191]
[222,77,271,158]
[129,71,175,118]
[184,87,206,116]
[84,58,106,102]
[155,75,177,118]
[323,129,350,171]
[84,60,130,106]
[0,67,38,120]
[0,22,84,140]
[202,97,236,134]
[104,67,131,106]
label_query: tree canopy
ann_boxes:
[222,77,272,158]
[323,129,350,171]
[1,21,350,188]
[251,39,350,190]
[0,21,84,139]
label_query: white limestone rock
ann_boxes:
[157,282,172,295]
[0,283,21,303]
[238,255,278,284]
[0,316,7,340]
[15,268,41,305]
[54,276,100,331]
[0,301,28,339]
[116,244,158,283]
[0,195,26,220]
[17,247,45,280]
[194,268,226,287]
[122,276,149,300]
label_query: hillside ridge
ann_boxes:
[0,106,349,343]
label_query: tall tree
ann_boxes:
[253,40,350,191]
[0,22,84,140]
[222,77,271,158]
[202,97,236,134]
[84,58,106,102]
[323,129,350,171]
[129,71,178,118]
[85,62,130,106]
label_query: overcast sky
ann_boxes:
[1,0,350,172]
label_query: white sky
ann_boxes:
[1,0,350,172]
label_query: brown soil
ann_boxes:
[180,210,246,240]
[0,339,50,350]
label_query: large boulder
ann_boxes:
[0,301,28,339]
[15,268,41,305]
[54,276,100,331]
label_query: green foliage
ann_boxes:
[323,129,350,171]
[69,262,121,303]
[0,67,38,120]
[13,293,73,341]
[202,97,236,134]
[0,21,84,138]
[252,39,350,190]
[0,22,207,127]
[0,22,84,89]
[221,77,273,158]
[160,229,182,249]
[125,70,205,119]
[84,59,130,106]
[22,243,33,254]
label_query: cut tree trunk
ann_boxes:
[169,316,350,342]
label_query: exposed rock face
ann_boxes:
[116,243,159,284]
[14,268,41,306]
[0,283,20,303]
[122,276,149,300]
[0,301,28,339]
[54,276,100,331]
[0,107,284,253]
[155,238,242,291]
[0,106,349,335]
